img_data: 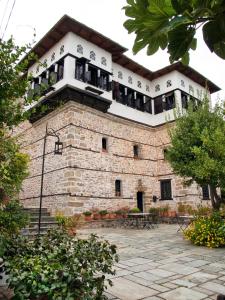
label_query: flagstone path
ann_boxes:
[78,224,225,300]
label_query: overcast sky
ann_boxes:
[1,0,224,104]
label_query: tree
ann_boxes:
[165,99,225,210]
[0,38,36,201]
[123,0,225,64]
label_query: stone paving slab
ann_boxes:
[79,224,225,300]
[107,277,158,300]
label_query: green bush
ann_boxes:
[83,211,92,216]
[184,212,225,248]
[149,207,160,215]
[99,210,108,216]
[4,229,118,300]
[0,200,29,257]
[130,207,140,213]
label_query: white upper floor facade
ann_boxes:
[27,15,219,126]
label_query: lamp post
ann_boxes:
[38,124,63,235]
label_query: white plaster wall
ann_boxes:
[112,63,152,97]
[28,32,112,77]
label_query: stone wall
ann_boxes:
[19,101,209,215]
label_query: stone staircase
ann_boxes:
[22,208,58,236]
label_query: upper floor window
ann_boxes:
[102,137,107,151]
[146,85,150,92]
[60,45,64,55]
[160,179,172,200]
[137,81,142,88]
[163,148,168,159]
[101,57,107,66]
[115,180,121,197]
[167,80,172,87]
[181,92,188,109]
[189,85,194,95]
[51,52,55,62]
[77,44,83,54]
[90,51,96,61]
[118,71,123,79]
[43,59,47,68]
[128,76,133,84]
[181,79,185,87]
[155,84,160,92]
[202,185,210,200]
[133,145,139,158]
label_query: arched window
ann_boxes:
[51,52,55,62]
[166,80,172,87]
[101,57,107,66]
[77,44,83,54]
[60,45,64,55]
[137,81,142,88]
[128,76,133,84]
[146,85,150,92]
[155,84,160,92]
[90,51,96,61]
[118,71,123,79]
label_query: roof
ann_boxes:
[25,15,220,94]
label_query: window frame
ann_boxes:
[160,179,172,200]
[202,185,210,200]
[115,180,121,197]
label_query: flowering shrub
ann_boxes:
[184,213,225,248]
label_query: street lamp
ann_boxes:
[38,124,63,235]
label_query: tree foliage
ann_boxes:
[165,99,225,210]
[0,38,36,129]
[0,130,29,202]
[0,38,36,202]
[123,0,225,64]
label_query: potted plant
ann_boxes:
[129,207,141,213]
[83,211,92,221]
[92,209,101,220]
[99,210,108,220]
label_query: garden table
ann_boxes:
[126,213,156,229]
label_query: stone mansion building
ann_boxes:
[18,15,220,215]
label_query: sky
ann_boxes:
[1,0,225,104]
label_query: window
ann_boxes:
[77,44,83,54]
[51,52,55,62]
[102,137,107,151]
[36,66,39,74]
[133,145,139,158]
[118,71,123,79]
[160,180,172,200]
[202,185,210,200]
[155,84,160,92]
[181,91,188,109]
[146,85,150,92]
[166,80,172,87]
[163,92,176,111]
[154,96,163,114]
[163,148,168,159]
[189,85,194,95]
[43,59,47,68]
[115,180,121,196]
[128,76,133,84]
[60,45,64,54]
[101,57,107,66]
[181,80,185,87]
[75,59,85,82]
[144,97,152,114]
[137,81,142,88]
[90,51,96,61]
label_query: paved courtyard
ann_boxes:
[78,224,225,300]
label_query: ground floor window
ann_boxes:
[115,180,121,197]
[160,179,172,200]
[202,185,210,200]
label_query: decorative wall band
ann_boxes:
[24,164,154,180]
[20,192,132,201]
[21,121,156,150]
